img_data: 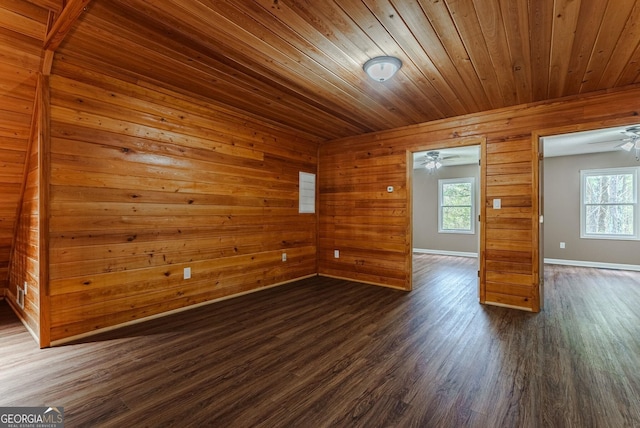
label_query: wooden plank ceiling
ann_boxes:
[53,0,640,141]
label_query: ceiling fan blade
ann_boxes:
[619,141,635,151]
[587,138,629,145]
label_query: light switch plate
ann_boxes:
[493,199,502,209]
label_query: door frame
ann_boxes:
[532,117,640,310]
[407,136,487,294]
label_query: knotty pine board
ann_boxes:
[319,85,640,311]
[47,66,319,343]
[0,0,48,306]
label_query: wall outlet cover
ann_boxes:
[17,288,24,309]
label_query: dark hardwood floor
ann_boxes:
[1,254,639,427]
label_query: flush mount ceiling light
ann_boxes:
[363,56,402,82]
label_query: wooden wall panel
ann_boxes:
[319,150,411,289]
[7,136,39,335]
[319,85,640,311]
[47,67,319,342]
[0,1,48,300]
[483,137,537,310]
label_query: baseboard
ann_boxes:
[4,293,40,344]
[413,248,478,258]
[544,258,640,272]
[318,273,410,291]
[50,274,317,347]
[483,301,534,312]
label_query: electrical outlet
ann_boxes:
[17,288,24,309]
[282,252,287,262]
[334,250,340,258]
[183,267,191,279]
[560,242,566,249]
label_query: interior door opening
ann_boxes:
[540,124,640,287]
[410,145,482,298]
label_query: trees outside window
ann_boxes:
[580,167,639,239]
[438,177,475,234]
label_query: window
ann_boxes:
[438,177,475,234]
[580,167,639,240]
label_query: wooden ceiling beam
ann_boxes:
[43,0,91,52]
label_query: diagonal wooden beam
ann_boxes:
[43,0,91,52]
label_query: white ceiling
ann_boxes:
[542,124,639,157]
[413,146,480,169]
[413,124,640,169]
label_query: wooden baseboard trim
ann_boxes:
[482,301,534,312]
[318,274,409,291]
[4,294,40,344]
[50,274,317,347]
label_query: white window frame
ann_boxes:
[438,177,476,234]
[580,167,639,240]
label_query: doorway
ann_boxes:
[410,144,482,297]
[540,125,640,276]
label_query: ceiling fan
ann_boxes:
[418,150,458,171]
[584,126,640,160]
[619,126,640,160]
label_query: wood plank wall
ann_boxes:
[319,148,411,289]
[319,86,640,311]
[7,80,41,337]
[483,136,538,309]
[0,2,48,297]
[45,61,319,343]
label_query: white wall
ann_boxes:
[544,150,640,267]
[413,163,480,255]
